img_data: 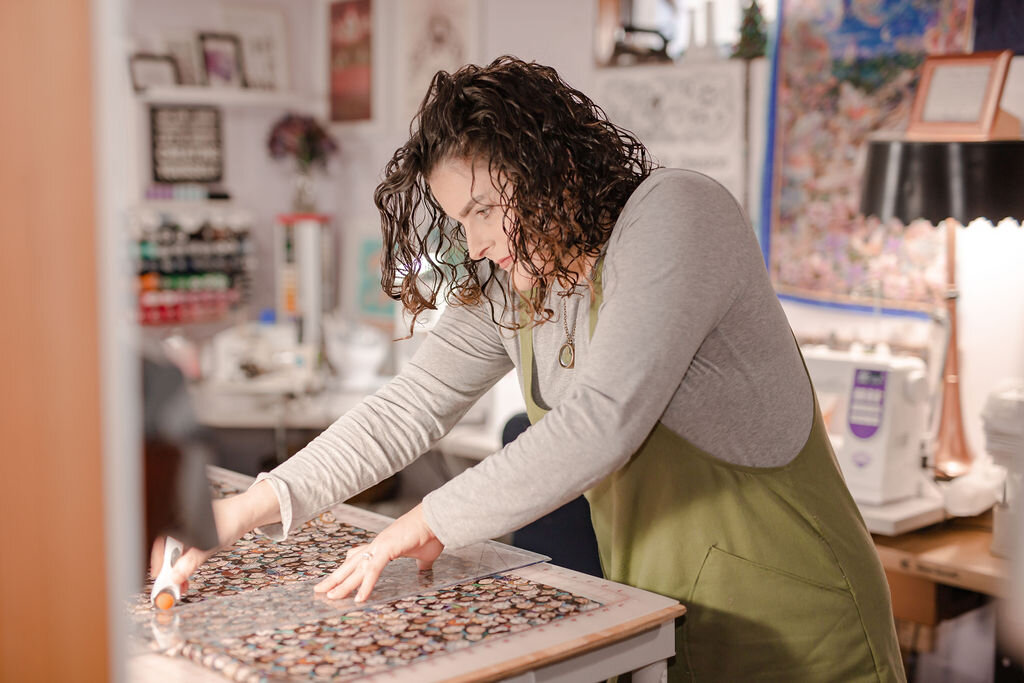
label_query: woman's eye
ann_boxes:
[476,207,491,218]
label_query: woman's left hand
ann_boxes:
[314,503,444,603]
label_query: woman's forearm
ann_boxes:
[241,479,282,531]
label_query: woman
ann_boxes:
[156,56,904,681]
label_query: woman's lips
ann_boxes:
[497,256,513,270]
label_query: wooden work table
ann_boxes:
[131,566,685,683]
[871,510,1023,680]
[873,511,1009,598]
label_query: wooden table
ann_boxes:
[873,512,1009,598]
[130,467,686,682]
[872,512,1017,671]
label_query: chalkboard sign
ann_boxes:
[150,105,224,183]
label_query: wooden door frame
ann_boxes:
[0,1,117,680]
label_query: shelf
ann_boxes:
[136,86,325,114]
[133,200,243,214]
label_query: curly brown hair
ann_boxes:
[374,55,655,332]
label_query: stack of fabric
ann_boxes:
[983,381,1024,466]
[981,381,1024,558]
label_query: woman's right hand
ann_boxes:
[149,479,281,591]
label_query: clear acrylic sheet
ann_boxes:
[130,538,548,652]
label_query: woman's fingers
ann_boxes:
[149,536,165,579]
[411,538,444,571]
[355,557,387,603]
[314,546,369,595]
[150,536,200,596]
[313,545,390,602]
[347,547,388,602]
[328,564,369,601]
[319,505,444,603]
[168,546,209,587]
[330,549,385,601]
[314,563,353,595]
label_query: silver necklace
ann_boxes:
[558,296,576,369]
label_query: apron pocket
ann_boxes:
[683,545,877,682]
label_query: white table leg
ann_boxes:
[631,659,668,683]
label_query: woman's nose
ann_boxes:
[465,226,493,261]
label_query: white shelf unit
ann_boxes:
[136,85,326,117]
[127,0,333,316]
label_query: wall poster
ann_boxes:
[397,0,480,127]
[330,0,373,122]
[595,60,748,213]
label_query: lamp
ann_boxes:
[861,137,1024,479]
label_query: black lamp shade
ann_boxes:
[860,138,1024,225]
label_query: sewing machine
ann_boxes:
[803,344,945,535]
[206,320,321,395]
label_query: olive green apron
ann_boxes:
[517,267,905,682]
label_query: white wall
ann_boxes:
[482,0,597,88]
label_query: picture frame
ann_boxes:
[198,32,247,88]
[129,53,180,92]
[357,236,396,322]
[150,105,223,184]
[222,4,290,91]
[160,30,206,86]
[907,50,1019,141]
[397,0,479,127]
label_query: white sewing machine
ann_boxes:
[803,344,945,535]
[206,320,321,395]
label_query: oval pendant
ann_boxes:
[558,342,575,369]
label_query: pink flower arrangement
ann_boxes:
[267,113,339,173]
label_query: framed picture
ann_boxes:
[160,30,205,86]
[150,105,223,184]
[199,32,247,88]
[129,53,180,92]
[594,61,747,207]
[907,51,1018,141]
[357,236,395,322]
[329,0,372,122]
[222,4,290,90]
[397,0,479,126]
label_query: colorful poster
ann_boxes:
[330,0,372,122]
[769,0,973,310]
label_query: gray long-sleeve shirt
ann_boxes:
[257,169,813,548]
